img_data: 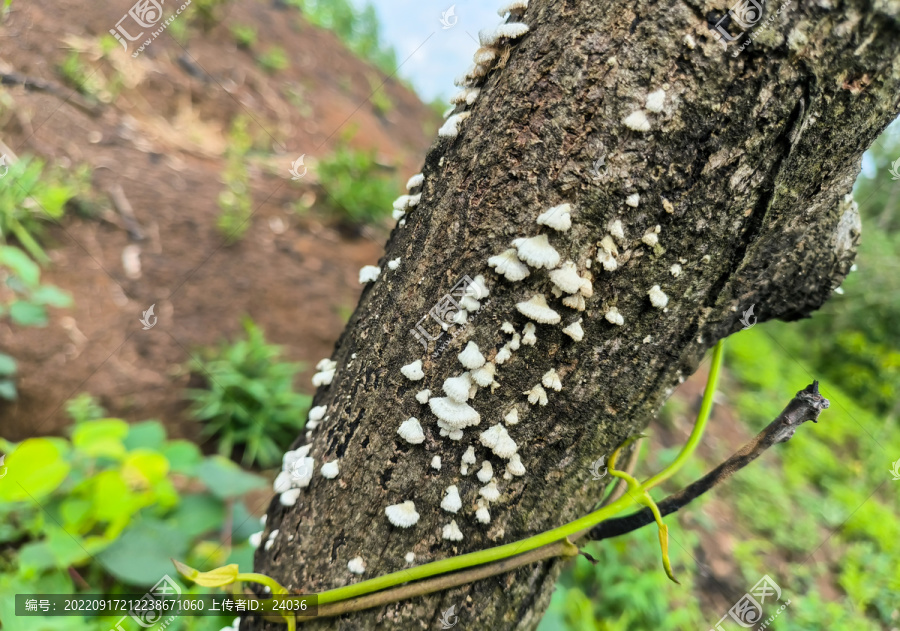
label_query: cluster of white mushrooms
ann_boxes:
[254,0,685,577]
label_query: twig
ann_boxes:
[299,378,828,621]
[107,183,145,241]
[587,381,829,541]
[0,71,102,117]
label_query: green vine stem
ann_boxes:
[314,340,725,607]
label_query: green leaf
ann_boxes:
[123,420,167,451]
[195,456,267,499]
[0,245,39,286]
[122,449,170,487]
[30,284,73,308]
[71,418,129,459]
[0,353,17,375]
[173,560,239,587]
[166,493,225,539]
[160,439,202,475]
[0,438,71,502]
[0,379,17,401]
[9,300,47,327]
[97,519,191,587]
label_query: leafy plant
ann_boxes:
[315,131,397,225]
[256,46,289,73]
[185,318,311,467]
[230,23,257,49]
[216,117,253,243]
[0,156,85,263]
[0,395,264,630]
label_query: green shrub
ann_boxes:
[0,157,86,263]
[185,318,311,468]
[315,133,397,225]
[230,23,257,49]
[216,117,253,243]
[256,46,289,74]
[0,395,263,630]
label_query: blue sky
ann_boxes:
[361,0,504,101]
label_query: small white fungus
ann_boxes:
[443,520,464,541]
[348,556,366,574]
[443,373,474,403]
[562,293,586,311]
[397,417,426,444]
[642,225,661,247]
[504,407,519,425]
[623,110,651,132]
[516,294,561,324]
[401,359,425,381]
[462,446,477,465]
[510,332,522,350]
[497,0,528,15]
[515,235,561,269]
[626,193,640,207]
[430,397,481,429]
[525,384,548,406]
[249,531,263,548]
[605,307,625,326]
[279,488,301,506]
[542,368,562,392]
[479,480,501,502]
[648,285,669,309]
[458,342,486,370]
[522,323,537,346]
[416,389,431,404]
[405,551,416,564]
[309,406,327,423]
[670,263,682,278]
[495,22,530,39]
[431,455,442,470]
[438,112,471,138]
[359,265,381,284]
[646,89,666,113]
[495,345,512,364]
[477,461,494,483]
[473,46,498,66]
[507,453,526,476]
[385,501,420,528]
[609,219,625,241]
[501,321,516,334]
[406,173,424,190]
[387,258,401,270]
[488,248,531,281]
[480,423,518,458]
[662,197,675,214]
[475,500,491,524]
[471,362,496,387]
[537,203,572,232]
[549,261,585,294]
[321,460,340,479]
[312,368,335,387]
[562,319,584,342]
[441,485,462,513]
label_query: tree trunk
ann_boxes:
[250,0,900,628]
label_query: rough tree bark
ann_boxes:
[250,0,900,628]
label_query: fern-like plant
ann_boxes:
[185,318,311,468]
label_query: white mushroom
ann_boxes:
[648,285,669,309]
[320,460,340,479]
[443,373,474,403]
[626,193,640,207]
[646,89,666,113]
[507,453,526,476]
[501,321,516,334]
[479,424,518,458]
[549,261,585,294]
[443,520,464,541]
[441,485,463,513]
[406,173,424,190]
[359,265,381,283]
[515,235,560,269]
[429,397,481,429]
[348,556,366,574]
[525,384,548,406]
[605,307,625,326]
[542,368,562,392]
[416,389,431,404]
[562,319,584,341]
[471,362,496,387]
[516,294,561,324]
[495,23,530,39]
[623,110,651,132]
[495,345,512,364]
[504,407,519,425]
[401,360,425,381]
[562,293,586,311]
[387,258,401,270]
[473,47,498,66]
[385,501,420,528]
[642,225,661,247]
[431,455,442,470]
[488,248,531,281]
[458,342,486,369]
[438,112,471,138]
[536,204,572,232]
[497,0,528,16]
[279,488,301,506]
[397,417,426,444]
[608,219,625,241]
[522,323,537,346]
[477,461,494,483]
[479,480,501,502]
[475,500,491,524]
